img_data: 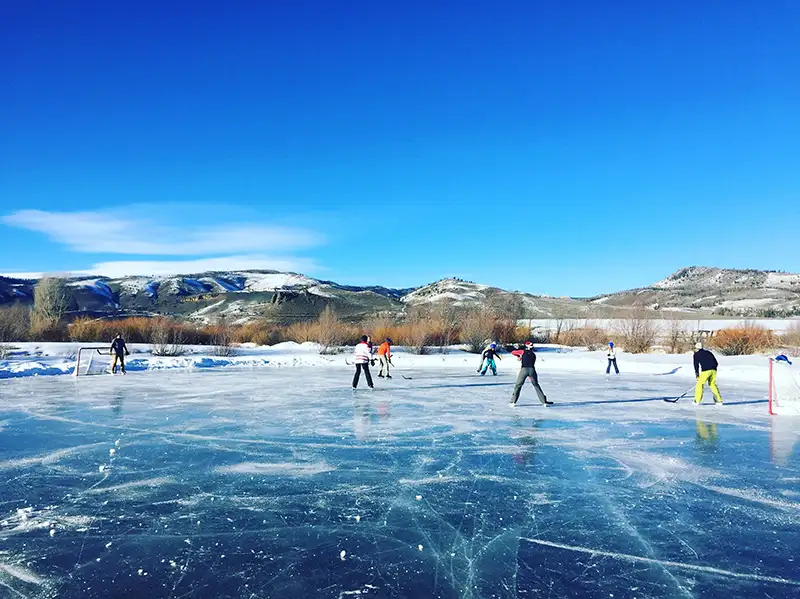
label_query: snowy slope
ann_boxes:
[402,279,490,305]
[2,266,799,321]
[597,266,800,316]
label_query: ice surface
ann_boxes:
[0,365,798,598]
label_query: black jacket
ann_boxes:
[482,348,499,360]
[111,338,128,356]
[693,349,718,376]
[518,348,537,369]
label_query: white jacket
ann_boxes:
[354,342,372,364]
[607,347,616,359]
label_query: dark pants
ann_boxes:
[112,353,126,373]
[606,358,619,374]
[511,367,547,404]
[353,363,374,388]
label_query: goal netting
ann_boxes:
[74,347,114,377]
[769,358,800,416]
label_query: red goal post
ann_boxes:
[768,357,800,416]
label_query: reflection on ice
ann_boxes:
[0,367,798,598]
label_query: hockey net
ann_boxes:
[768,358,800,416]
[74,347,114,377]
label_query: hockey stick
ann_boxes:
[663,386,694,403]
[387,359,412,379]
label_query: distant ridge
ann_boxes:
[1,267,798,321]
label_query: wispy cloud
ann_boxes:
[2,210,322,255]
[1,256,319,279]
[84,255,319,278]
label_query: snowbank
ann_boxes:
[0,341,787,386]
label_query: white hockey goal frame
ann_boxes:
[768,357,800,416]
[73,347,111,377]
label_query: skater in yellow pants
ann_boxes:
[693,343,722,404]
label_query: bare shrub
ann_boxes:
[780,322,800,349]
[431,303,460,353]
[551,308,572,343]
[286,320,315,343]
[0,304,30,342]
[709,325,777,355]
[490,319,518,344]
[316,306,350,353]
[663,318,691,354]
[29,321,67,341]
[30,277,68,339]
[361,316,396,344]
[403,307,434,354]
[559,327,609,350]
[459,309,495,353]
[617,314,658,353]
[65,316,210,346]
[101,317,152,343]
[67,316,103,342]
[233,320,286,346]
[283,308,357,352]
[149,318,186,356]
[210,316,236,357]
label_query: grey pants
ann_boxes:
[511,367,547,405]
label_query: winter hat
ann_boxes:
[361,335,369,343]
[490,343,496,348]
[608,341,614,347]
[525,341,534,348]
[385,338,392,343]
[695,342,703,350]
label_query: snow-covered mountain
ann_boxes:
[1,266,799,321]
[0,271,413,324]
[589,267,800,316]
[401,278,592,318]
[401,279,490,305]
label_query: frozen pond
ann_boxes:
[1,367,798,598]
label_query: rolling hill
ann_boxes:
[1,266,798,322]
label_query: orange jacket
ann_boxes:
[377,342,391,357]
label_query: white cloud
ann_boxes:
[2,210,322,255]
[85,255,319,278]
[2,255,319,279]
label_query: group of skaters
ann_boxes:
[352,335,393,389]
[353,333,725,406]
[109,328,724,406]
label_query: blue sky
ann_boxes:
[1,1,798,297]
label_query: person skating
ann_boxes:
[110,333,130,374]
[510,341,552,406]
[693,342,722,405]
[353,335,374,389]
[479,342,502,376]
[606,341,619,375]
[377,338,393,378]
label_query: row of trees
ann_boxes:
[545,318,800,355]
